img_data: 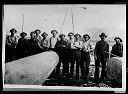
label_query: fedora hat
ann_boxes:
[41,32,48,36]
[114,37,122,42]
[20,32,27,36]
[74,33,81,37]
[51,30,58,34]
[59,34,65,38]
[68,32,74,37]
[99,32,107,37]
[83,34,90,39]
[34,29,41,34]
[10,28,17,33]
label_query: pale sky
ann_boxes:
[3,4,126,40]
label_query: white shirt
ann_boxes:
[82,40,93,52]
[72,40,83,49]
[50,37,58,48]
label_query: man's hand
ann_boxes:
[94,55,97,60]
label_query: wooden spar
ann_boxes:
[22,14,24,33]
[60,8,68,34]
[71,8,75,34]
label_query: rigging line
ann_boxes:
[60,8,68,34]
[22,14,24,33]
[71,8,74,34]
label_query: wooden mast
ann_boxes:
[22,14,24,33]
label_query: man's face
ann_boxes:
[36,31,40,35]
[76,35,80,40]
[31,33,35,38]
[84,36,89,41]
[100,36,106,41]
[52,32,57,37]
[11,30,15,35]
[69,35,74,39]
[43,34,47,39]
[21,34,26,38]
[61,36,65,40]
[115,39,120,43]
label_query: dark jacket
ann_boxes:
[6,35,17,48]
[16,38,28,58]
[94,40,109,61]
[111,43,123,57]
[28,38,41,55]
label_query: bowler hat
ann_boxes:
[10,28,17,33]
[68,32,74,37]
[114,37,122,42]
[51,30,58,34]
[99,32,107,37]
[59,34,65,38]
[41,32,48,36]
[74,33,81,37]
[83,34,90,39]
[20,32,27,36]
[34,29,41,34]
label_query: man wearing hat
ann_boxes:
[55,34,69,79]
[111,37,123,57]
[94,32,109,83]
[48,30,59,79]
[40,32,49,51]
[34,29,43,53]
[72,33,83,79]
[28,31,41,56]
[5,28,17,62]
[67,32,75,79]
[81,34,93,80]
[16,32,28,59]
[34,29,42,42]
[49,30,59,49]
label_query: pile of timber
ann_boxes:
[106,57,122,87]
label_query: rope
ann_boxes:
[71,8,74,34]
[60,8,68,34]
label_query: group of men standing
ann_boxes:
[5,28,123,83]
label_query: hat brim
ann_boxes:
[10,29,17,33]
[20,33,27,36]
[83,35,90,39]
[59,35,65,38]
[74,35,81,37]
[99,35,107,37]
[51,31,58,34]
[41,34,48,36]
[114,37,122,42]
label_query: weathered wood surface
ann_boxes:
[4,51,59,85]
[106,57,122,86]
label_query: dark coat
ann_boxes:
[111,43,123,57]
[16,38,28,59]
[55,39,69,60]
[94,40,109,61]
[28,38,41,55]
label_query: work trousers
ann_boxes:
[73,49,81,79]
[56,48,69,77]
[81,51,90,79]
[68,49,74,78]
[94,58,107,82]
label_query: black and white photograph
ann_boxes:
[2,4,126,92]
